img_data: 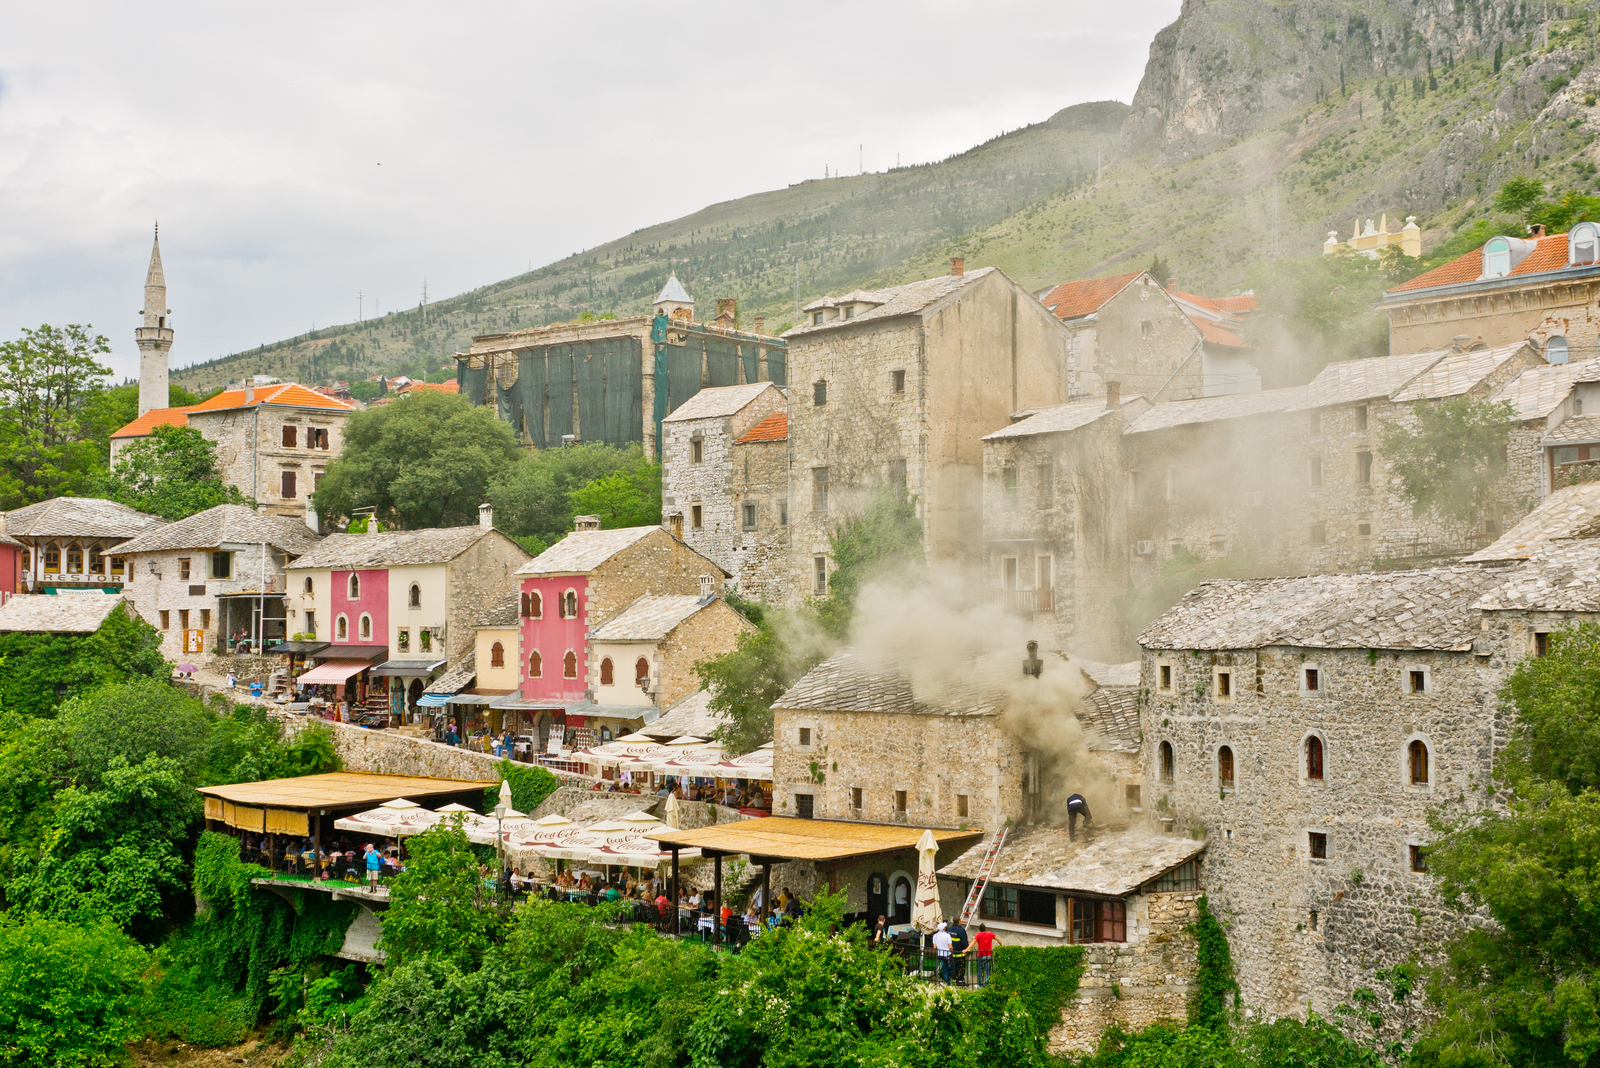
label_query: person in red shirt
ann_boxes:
[972,924,1001,987]
[655,892,671,932]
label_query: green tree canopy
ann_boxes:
[0,603,166,717]
[314,391,520,529]
[566,459,661,529]
[99,424,251,520]
[488,442,658,550]
[379,819,506,971]
[0,324,114,508]
[0,914,147,1068]
[1378,395,1515,523]
[816,482,925,639]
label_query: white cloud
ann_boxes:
[0,0,1179,379]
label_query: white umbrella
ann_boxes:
[531,813,573,826]
[664,793,680,829]
[910,829,943,933]
[333,804,442,838]
[436,803,475,813]
[649,743,729,777]
[497,779,514,810]
[503,819,587,867]
[545,819,631,862]
[382,797,422,809]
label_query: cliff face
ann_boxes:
[1123,0,1553,163]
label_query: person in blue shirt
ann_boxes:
[364,843,383,889]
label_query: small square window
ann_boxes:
[1304,668,1319,692]
[1355,405,1368,431]
[894,790,907,813]
[1408,669,1427,694]
[1309,832,1328,859]
[1003,465,1018,501]
[690,438,704,463]
[1409,845,1427,872]
[1535,632,1550,657]
[957,794,969,818]
[851,787,863,810]
[1357,451,1373,484]
[691,504,703,530]
[799,727,811,746]
[796,794,814,819]
[812,311,824,325]
[1215,671,1232,699]
[178,558,191,580]
[159,610,170,630]
[1358,522,1372,536]
[1159,664,1172,690]
[179,609,189,630]
[1124,784,1142,809]
[813,380,827,406]
[1310,523,1327,545]
[891,369,906,393]
[742,502,757,530]
[779,500,788,526]
[814,555,828,595]
[1309,457,1323,487]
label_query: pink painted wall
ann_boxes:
[520,575,588,701]
[0,543,16,598]
[331,568,388,646]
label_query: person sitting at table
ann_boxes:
[603,882,621,903]
[687,889,702,918]
[577,873,593,892]
[655,890,672,930]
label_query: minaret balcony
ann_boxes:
[135,326,174,345]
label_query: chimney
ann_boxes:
[1452,334,1471,352]
[366,516,381,536]
[1530,223,1548,238]
[244,377,256,405]
[574,514,601,531]
[716,297,737,326]
[1022,640,1043,678]
[1105,381,1121,409]
[478,502,494,529]
[698,574,714,601]
[950,257,965,277]
[753,315,766,335]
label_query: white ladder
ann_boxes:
[957,824,1009,926]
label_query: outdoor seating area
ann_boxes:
[563,734,774,812]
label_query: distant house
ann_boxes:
[3,497,164,594]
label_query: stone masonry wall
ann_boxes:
[122,543,290,663]
[1072,275,1206,404]
[446,531,531,664]
[585,530,726,634]
[654,599,755,708]
[188,404,348,521]
[1140,642,1510,1031]
[280,715,595,787]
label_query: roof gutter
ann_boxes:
[1385,262,1600,303]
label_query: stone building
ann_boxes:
[115,504,321,663]
[585,592,755,728]
[1383,224,1600,359]
[1038,271,1213,399]
[1135,548,1600,1028]
[3,497,163,594]
[509,523,728,748]
[0,592,147,641]
[111,380,354,522]
[660,381,789,601]
[456,275,786,460]
[782,262,1077,599]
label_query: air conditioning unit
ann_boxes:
[1243,491,1265,507]
[1135,540,1157,556]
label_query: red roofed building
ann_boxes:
[1383,224,1600,359]
[110,378,355,523]
[395,379,459,397]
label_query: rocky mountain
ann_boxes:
[177,2,1600,392]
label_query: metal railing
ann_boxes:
[1002,587,1054,614]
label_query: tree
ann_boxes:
[0,604,167,717]
[77,381,207,461]
[816,482,925,639]
[99,424,251,520]
[1379,395,1515,524]
[1149,253,1172,285]
[697,620,819,754]
[1494,176,1548,220]
[489,442,657,546]
[379,819,505,970]
[565,460,662,528]
[0,914,147,1068]
[1241,255,1396,382]
[0,324,114,507]
[314,391,520,529]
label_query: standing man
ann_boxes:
[932,921,954,983]
[972,924,1001,987]
[364,843,383,889]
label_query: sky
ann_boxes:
[0,1,1182,380]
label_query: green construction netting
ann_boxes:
[458,362,489,406]
[497,338,642,448]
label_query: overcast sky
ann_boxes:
[0,1,1181,380]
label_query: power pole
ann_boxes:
[358,291,364,323]
[794,262,800,315]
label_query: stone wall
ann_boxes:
[281,716,594,787]
[586,530,726,637]
[446,531,531,664]
[1386,276,1600,355]
[654,599,755,708]
[1068,274,1205,403]
[187,403,348,521]
[122,543,292,664]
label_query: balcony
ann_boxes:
[1002,587,1055,615]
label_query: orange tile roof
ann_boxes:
[735,412,787,444]
[188,382,356,414]
[1194,318,1247,347]
[1388,232,1577,295]
[109,405,196,439]
[1212,294,1259,313]
[398,380,459,394]
[1040,271,1142,319]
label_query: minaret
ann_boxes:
[135,226,173,416]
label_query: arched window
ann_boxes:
[304,576,314,595]
[348,573,360,600]
[1217,745,1235,789]
[635,657,650,685]
[359,614,372,641]
[491,641,504,667]
[600,657,614,685]
[563,650,578,679]
[409,583,421,608]
[1483,236,1512,278]
[43,545,59,574]
[530,591,542,618]
[1306,736,1324,780]
[336,615,348,640]
[1572,221,1600,265]
[1547,336,1570,365]
[563,591,578,618]
[88,546,104,574]
[66,544,83,573]
[529,651,542,678]
[1409,740,1430,785]
[1159,741,1175,782]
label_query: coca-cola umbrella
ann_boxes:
[704,744,774,782]
[572,733,673,774]
[333,798,444,838]
[502,813,586,868]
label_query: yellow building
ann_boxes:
[1324,214,1422,259]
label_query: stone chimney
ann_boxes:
[753,315,766,336]
[1531,223,1548,238]
[575,514,601,531]
[366,516,381,536]
[715,298,737,327]
[950,257,965,277]
[698,574,714,601]
[1106,381,1121,409]
[478,502,494,529]
[244,377,256,405]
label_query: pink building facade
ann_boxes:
[331,568,388,646]
[519,574,589,703]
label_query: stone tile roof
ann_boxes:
[735,412,788,444]
[1139,565,1515,652]
[662,382,776,423]
[642,689,728,740]
[983,398,1125,441]
[1039,271,1142,319]
[785,268,999,336]
[472,592,521,629]
[1475,540,1600,612]
[3,497,163,540]
[1388,231,1577,294]
[1544,414,1600,445]
[424,652,475,695]
[1083,687,1140,753]
[938,825,1205,897]
[516,526,660,575]
[1466,482,1600,562]
[587,594,713,641]
[1285,350,1448,410]
[286,526,492,570]
[1061,653,1140,688]
[1489,359,1598,420]
[115,504,320,556]
[1388,343,1526,402]
[0,593,131,634]
[774,649,1002,717]
[1123,386,1306,435]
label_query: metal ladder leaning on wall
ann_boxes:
[956,824,1009,927]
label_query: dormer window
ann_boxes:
[844,305,855,319]
[1483,237,1512,278]
[1573,222,1600,266]
[812,311,824,325]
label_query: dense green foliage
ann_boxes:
[0,324,115,508]
[1379,395,1516,523]
[1188,896,1237,1031]
[565,456,662,530]
[0,914,148,1068]
[99,424,252,519]
[379,820,505,971]
[815,482,926,639]
[483,758,559,815]
[988,944,1086,1041]
[697,619,818,755]
[0,604,166,717]
[489,441,661,553]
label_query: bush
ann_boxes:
[989,944,1086,1040]
[0,914,147,1068]
[484,759,559,815]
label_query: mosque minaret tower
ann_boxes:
[135,226,173,416]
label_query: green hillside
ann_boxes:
[177,2,1600,393]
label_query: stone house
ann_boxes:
[3,497,163,595]
[283,511,531,715]
[0,592,146,641]
[1038,271,1212,400]
[457,275,786,460]
[782,261,1077,598]
[586,593,753,719]
[1383,224,1600,359]
[110,381,354,523]
[1133,549,1600,1028]
[510,522,728,747]
[115,504,321,663]
[659,381,790,601]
